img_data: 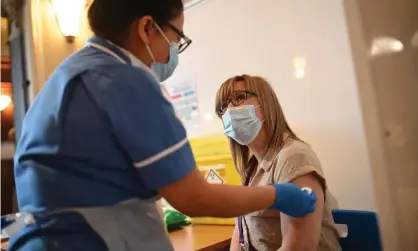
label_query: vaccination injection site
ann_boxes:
[0,0,417,250]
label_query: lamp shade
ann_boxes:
[51,0,86,39]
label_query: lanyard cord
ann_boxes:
[238,165,257,250]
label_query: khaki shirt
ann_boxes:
[241,140,342,251]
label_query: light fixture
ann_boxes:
[51,0,86,43]
[369,36,404,57]
[292,56,307,80]
[0,95,12,111]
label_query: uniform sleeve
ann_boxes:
[274,150,327,191]
[104,68,196,190]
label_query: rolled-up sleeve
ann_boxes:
[104,68,195,190]
[275,150,327,191]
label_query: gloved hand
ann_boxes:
[271,183,317,217]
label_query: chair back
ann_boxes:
[332,210,383,251]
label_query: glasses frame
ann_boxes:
[165,23,192,53]
[219,90,257,115]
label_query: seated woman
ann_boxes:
[215,75,342,251]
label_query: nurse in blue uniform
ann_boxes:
[8,0,316,250]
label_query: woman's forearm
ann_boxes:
[230,228,241,251]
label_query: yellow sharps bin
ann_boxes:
[189,134,241,225]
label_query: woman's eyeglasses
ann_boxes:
[218,90,257,115]
[165,23,192,53]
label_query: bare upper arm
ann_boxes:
[280,173,325,251]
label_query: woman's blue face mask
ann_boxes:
[145,23,179,82]
[222,105,263,145]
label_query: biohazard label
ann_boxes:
[206,169,224,184]
[200,164,226,184]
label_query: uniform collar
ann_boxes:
[106,40,148,69]
[88,36,155,74]
[87,36,137,67]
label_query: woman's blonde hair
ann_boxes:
[215,75,301,179]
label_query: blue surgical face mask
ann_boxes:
[145,24,179,82]
[222,105,263,145]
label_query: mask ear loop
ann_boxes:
[142,20,156,63]
[146,22,179,63]
[145,22,170,63]
[145,44,156,64]
[154,23,171,45]
[155,22,180,52]
[254,105,265,123]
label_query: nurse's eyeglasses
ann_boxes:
[218,90,257,115]
[165,23,192,53]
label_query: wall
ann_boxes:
[24,0,92,100]
[174,0,376,210]
[344,0,418,250]
[1,18,9,56]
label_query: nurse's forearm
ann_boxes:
[159,169,275,217]
[188,183,276,217]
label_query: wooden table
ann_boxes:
[169,225,234,251]
[1,225,234,251]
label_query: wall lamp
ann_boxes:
[0,95,12,111]
[51,0,87,43]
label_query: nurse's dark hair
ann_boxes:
[88,0,183,45]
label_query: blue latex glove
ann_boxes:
[272,183,317,217]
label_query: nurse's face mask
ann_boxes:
[144,22,191,82]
